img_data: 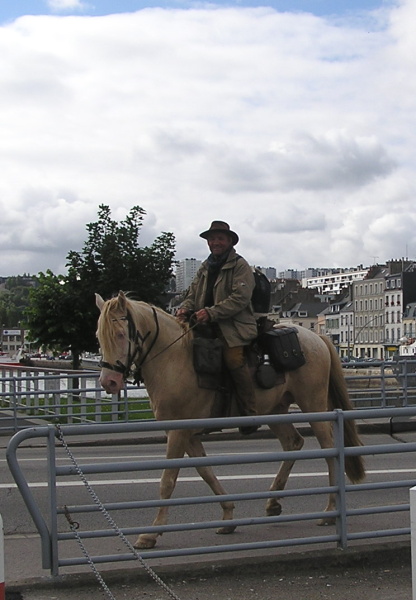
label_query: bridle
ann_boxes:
[99,306,160,382]
[99,305,198,383]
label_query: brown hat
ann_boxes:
[199,220,239,245]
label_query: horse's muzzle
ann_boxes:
[99,369,124,394]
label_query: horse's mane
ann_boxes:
[97,297,126,359]
[97,295,190,359]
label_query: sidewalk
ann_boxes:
[4,540,413,599]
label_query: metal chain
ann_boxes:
[56,424,183,600]
[63,507,117,600]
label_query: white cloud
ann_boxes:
[0,2,415,277]
[46,0,89,12]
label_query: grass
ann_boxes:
[0,394,155,424]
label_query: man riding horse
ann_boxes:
[176,220,259,435]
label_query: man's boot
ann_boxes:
[229,364,259,435]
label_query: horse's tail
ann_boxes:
[320,335,366,484]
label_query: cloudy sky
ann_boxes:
[0,0,415,277]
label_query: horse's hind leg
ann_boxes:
[309,419,337,526]
[266,422,304,517]
[186,435,236,535]
[134,429,189,550]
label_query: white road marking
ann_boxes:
[1,468,415,489]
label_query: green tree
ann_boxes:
[24,205,176,369]
[0,276,36,327]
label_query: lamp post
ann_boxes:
[351,314,380,359]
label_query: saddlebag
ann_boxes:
[192,337,224,375]
[260,327,305,372]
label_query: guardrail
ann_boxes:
[1,359,416,433]
[6,408,416,576]
[0,363,151,431]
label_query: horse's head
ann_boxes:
[96,291,136,394]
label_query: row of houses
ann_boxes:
[270,259,416,360]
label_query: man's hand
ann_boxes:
[194,309,210,323]
[175,308,190,322]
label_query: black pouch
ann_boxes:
[260,327,306,372]
[192,337,224,375]
[256,362,280,389]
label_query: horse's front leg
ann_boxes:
[186,435,236,535]
[134,429,189,550]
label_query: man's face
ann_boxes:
[207,232,233,256]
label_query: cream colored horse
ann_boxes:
[96,291,365,550]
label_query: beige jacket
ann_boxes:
[180,248,258,347]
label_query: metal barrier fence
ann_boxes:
[1,359,416,433]
[0,364,151,431]
[6,407,416,576]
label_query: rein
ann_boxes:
[100,306,197,382]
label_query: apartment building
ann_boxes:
[323,297,354,358]
[0,327,24,355]
[323,260,416,359]
[302,266,369,296]
[403,302,416,341]
[352,266,387,359]
[175,258,202,293]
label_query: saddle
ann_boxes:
[191,319,306,396]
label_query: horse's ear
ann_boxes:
[95,293,105,311]
[118,291,127,311]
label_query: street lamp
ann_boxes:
[351,314,380,359]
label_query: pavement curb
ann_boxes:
[6,541,411,592]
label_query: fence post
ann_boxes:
[410,486,416,600]
[0,513,4,600]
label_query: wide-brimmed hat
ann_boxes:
[199,221,239,245]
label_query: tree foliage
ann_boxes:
[0,276,35,327]
[24,206,176,368]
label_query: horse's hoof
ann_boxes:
[318,517,336,526]
[216,525,236,535]
[133,535,157,549]
[266,504,282,517]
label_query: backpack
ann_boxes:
[235,256,271,314]
[251,267,271,313]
